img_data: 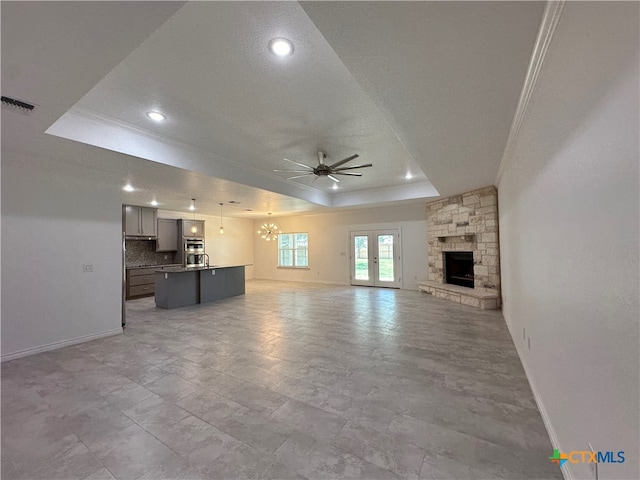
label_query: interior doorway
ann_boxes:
[350,229,401,288]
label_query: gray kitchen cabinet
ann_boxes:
[124,205,157,237]
[182,220,205,237]
[156,218,178,251]
[141,208,157,236]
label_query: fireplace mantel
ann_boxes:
[436,233,475,243]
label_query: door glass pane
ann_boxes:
[354,235,369,280]
[378,235,394,282]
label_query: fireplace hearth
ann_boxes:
[445,252,474,288]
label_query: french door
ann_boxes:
[350,229,401,288]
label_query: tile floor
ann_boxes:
[1,280,562,480]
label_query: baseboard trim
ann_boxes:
[251,277,419,291]
[1,327,123,362]
[507,321,572,480]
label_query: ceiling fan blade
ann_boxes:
[274,169,312,173]
[333,172,363,176]
[283,158,314,170]
[286,173,315,180]
[328,154,359,169]
[333,163,373,172]
[327,175,341,183]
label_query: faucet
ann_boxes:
[203,253,210,268]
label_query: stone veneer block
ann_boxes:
[424,186,501,309]
[418,282,500,310]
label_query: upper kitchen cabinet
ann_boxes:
[182,220,205,238]
[156,218,178,252]
[124,205,157,237]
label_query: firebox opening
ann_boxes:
[445,252,474,288]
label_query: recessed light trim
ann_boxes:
[405,172,413,180]
[146,111,166,122]
[123,184,134,192]
[268,38,294,57]
[332,183,338,190]
[150,200,158,206]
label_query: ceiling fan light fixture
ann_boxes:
[275,152,371,184]
[268,38,294,56]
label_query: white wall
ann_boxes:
[252,202,428,289]
[497,3,639,479]
[1,153,124,360]
[157,210,255,279]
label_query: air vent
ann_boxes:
[1,95,35,113]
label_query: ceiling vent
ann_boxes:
[1,95,35,114]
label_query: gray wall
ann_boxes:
[2,152,123,360]
[497,3,639,479]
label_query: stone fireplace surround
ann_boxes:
[419,186,501,309]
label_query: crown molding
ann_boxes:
[495,0,566,184]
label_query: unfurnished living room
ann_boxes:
[1,2,638,480]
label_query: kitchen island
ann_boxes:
[154,265,248,309]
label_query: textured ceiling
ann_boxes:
[3,1,545,216]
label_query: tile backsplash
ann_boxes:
[125,240,177,267]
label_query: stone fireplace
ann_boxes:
[419,186,501,309]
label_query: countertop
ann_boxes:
[157,264,252,273]
[127,264,181,270]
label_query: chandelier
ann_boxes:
[258,213,280,242]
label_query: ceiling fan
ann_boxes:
[275,151,372,183]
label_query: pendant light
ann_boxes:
[258,213,280,242]
[219,203,224,234]
[190,199,198,235]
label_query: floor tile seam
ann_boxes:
[74,434,115,480]
[384,410,531,456]
[126,407,259,467]
[326,423,415,480]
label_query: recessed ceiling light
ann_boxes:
[146,111,166,122]
[150,200,158,206]
[268,38,294,57]
[405,172,413,180]
[123,184,134,192]
[332,183,338,190]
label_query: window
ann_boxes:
[278,233,309,268]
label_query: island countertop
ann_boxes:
[156,264,252,273]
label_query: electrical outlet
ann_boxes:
[588,443,598,480]
[82,264,94,273]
